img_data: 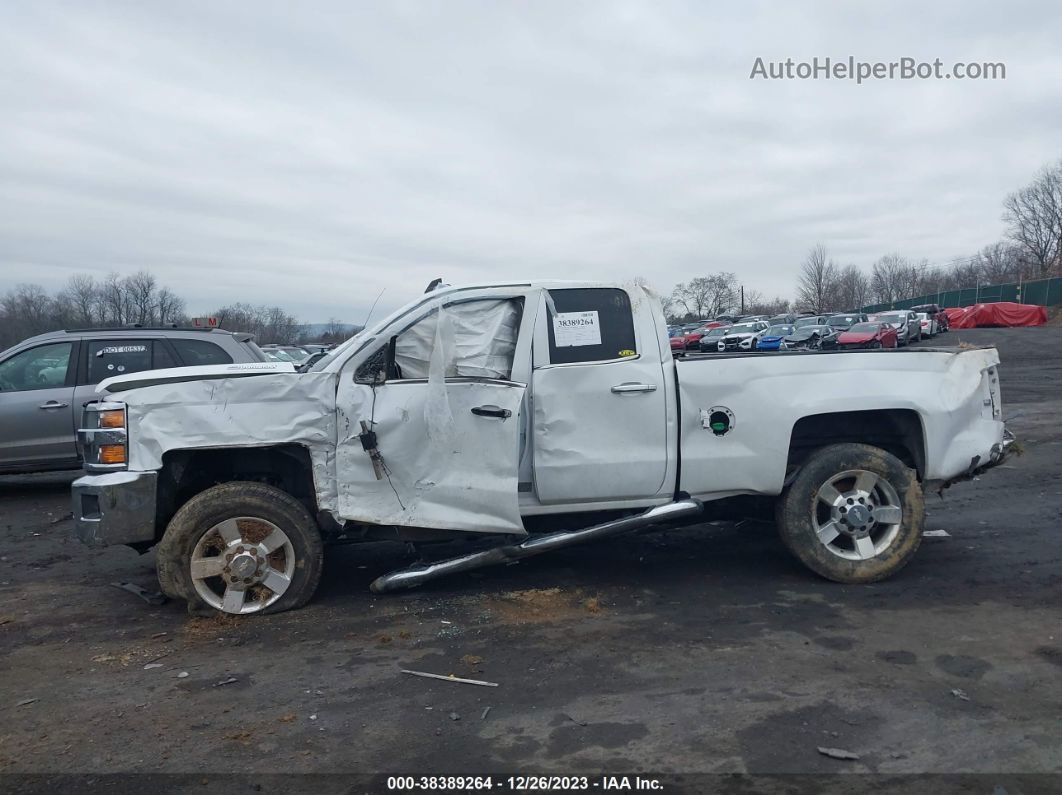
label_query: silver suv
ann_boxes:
[0,327,266,473]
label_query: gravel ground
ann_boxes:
[0,326,1060,785]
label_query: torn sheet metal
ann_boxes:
[335,378,526,534]
[395,299,520,380]
[104,371,340,512]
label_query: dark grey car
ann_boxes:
[0,327,266,473]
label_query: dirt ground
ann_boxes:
[1,327,1060,785]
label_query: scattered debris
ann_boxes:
[480,707,491,720]
[110,581,168,606]
[923,529,951,537]
[310,714,318,721]
[460,655,483,666]
[584,597,602,614]
[277,713,296,723]
[151,632,169,639]
[817,746,860,761]
[401,669,499,687]
[563,713,588,727]
[143,663,164,670]
[16,698,39,708]
[950,688,971,701]
[50,512,73,524]
[214,677,239,687]
[449,712,461,721]
[177,671,189,678]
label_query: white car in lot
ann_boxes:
[917,312,939,337]
[717,320,770,351]
[872,310,922,346]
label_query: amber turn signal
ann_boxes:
[99,409,125,429]
[99,444,127,464]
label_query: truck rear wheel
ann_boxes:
[157,482,324,616]
[776,443,923,583]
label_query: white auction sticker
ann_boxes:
[553,311,601,347]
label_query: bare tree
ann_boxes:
[59,274,98,327]
[869,254,917,305]
[212,302,301,344]
[795,244,839,312]
[156,287,186,326]
[99,272,129,326]
[833,265,870,310]
[743,290,791,316]
[124,270,158,325]
[1003,160,1062,277]
[669,273,738,321]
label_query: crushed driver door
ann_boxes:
[335,296,532,534]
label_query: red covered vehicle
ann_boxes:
[836,321,898,349]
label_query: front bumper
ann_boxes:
[72,471,157,547]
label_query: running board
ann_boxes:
[369,498,704,593]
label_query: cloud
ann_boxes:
[1,0,1060,320]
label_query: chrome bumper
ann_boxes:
[72,471,157,547]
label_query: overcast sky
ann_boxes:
[2,1,1060,322]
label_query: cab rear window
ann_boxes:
[546,288,637,364]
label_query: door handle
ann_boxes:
[611,383,657,394]
[38,401,70,409]
[471,405,512,419]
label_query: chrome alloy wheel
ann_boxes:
[190,517,296,614]
[813,470,903,561]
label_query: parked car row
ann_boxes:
[668,305,950,356]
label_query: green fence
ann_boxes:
[863,276,1062,313]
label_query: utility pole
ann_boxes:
[740,285,745,314]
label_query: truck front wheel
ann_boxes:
[157,482,324,615]
[776,443,924,583]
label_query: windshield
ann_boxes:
[828,315,859,326]
[278,347,310,361]
[765,325,794,336]
[794,316,822,327]
[791,325,829,339]
[263,349,295,362]
[727,323,758,334]
[704,327,728,338]
[847,323,879,333]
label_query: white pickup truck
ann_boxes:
[72,281,1011,616]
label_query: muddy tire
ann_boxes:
[776,443,924,584]
[157,482,324,616]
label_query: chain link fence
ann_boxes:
[863,276,1062,313]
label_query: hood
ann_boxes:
[97,361,297,394]
[838,331,876,343]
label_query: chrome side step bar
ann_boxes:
[370,498,703,593]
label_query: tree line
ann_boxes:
[666,156,1062,321]
[0,270,343,351]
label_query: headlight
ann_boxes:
[80,402,128,472]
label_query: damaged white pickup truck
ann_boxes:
[73,282,1011,615]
